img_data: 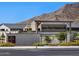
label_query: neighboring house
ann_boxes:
[23,23,31,31]
[0,23,26,43]
[23,20,36,32]
[0,24,26,33]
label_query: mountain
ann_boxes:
[16,19,33,25]
[17,3,79,24]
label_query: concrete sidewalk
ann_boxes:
[0,46,79,49]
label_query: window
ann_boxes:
[6,29,8,31]
[42,24,66,32]
[0,29,5,31]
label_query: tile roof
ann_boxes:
[0,23,26,29]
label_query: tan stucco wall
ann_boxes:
[31,21,36,31]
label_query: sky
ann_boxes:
[0,2,73,23]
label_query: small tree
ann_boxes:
[45,36,51,43]
[73,33,77,40]
[1,33,5,43]
[57,32,66,43]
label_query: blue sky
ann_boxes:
[0,2,73,23]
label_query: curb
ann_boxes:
[0,46,79,49]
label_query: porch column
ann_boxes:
[4,32,7,43]
[65,24,67,43]
[35,21,41,33]
[40,34,42,44]
[35,22,38,34]
[69,22,72,41]
[67,22,72,42]
[5,36,7,43]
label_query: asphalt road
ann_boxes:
[0,48,79,56]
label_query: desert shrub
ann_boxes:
[33,42,59,46]
[59,40,79,46]
[73,33,79,40]
[45,36,51,43]
[0,43,15,47]
[33,42,45,46]
[46,43,58,46]
[73,32,77,40]
[58,42,73,46]
[73,40,79,45]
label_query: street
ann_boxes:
[0,48,79,56]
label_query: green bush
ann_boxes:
[73,33,77,40]
[57,32,67,43]
[45,36,51,43]
[73,33,79,40]
[0,43,15,47]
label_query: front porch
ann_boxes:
[35,20,75,45]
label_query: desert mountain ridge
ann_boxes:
[17,3,79,24]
